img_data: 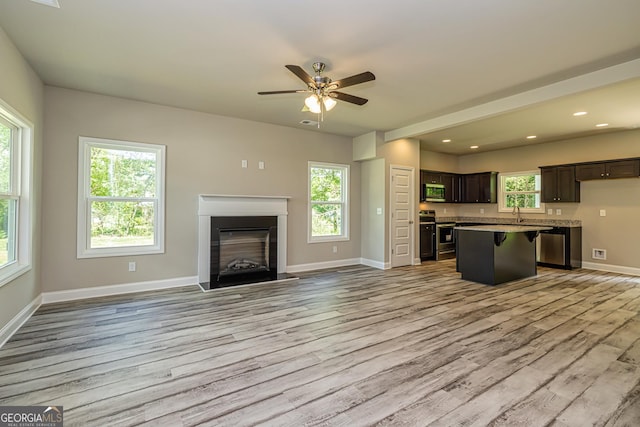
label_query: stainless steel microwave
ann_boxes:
[424,183,445,202]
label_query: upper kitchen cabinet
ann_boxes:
[463,172,497,203]
[575,159,640,181]
[422,171,442,184]
[442,173,462,203]
[541,166,580,203]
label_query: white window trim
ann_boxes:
[0,98,33,288]
[498,170,545,214]
[77,136,165,258]
[308,161,350,243]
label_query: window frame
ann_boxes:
[0,97,33,288]
[77,136,166,258]
[308,161,350,243]
[498,170,545,214]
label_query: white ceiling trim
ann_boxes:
[384,58,640,143]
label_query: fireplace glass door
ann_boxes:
[218,229,270,277]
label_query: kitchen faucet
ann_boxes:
[513,206,524,223]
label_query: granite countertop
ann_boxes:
[455,224,553,233]
[437,216,581,227]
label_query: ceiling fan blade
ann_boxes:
[285,65,315,86]
[258,90,308,95]
[332,71,375,90]
[331,91,369,105]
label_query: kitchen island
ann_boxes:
[455,224,552,285]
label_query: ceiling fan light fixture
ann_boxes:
[305,95,321,114]
[323,96,337,111]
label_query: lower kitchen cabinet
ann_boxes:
[420,223,435,260]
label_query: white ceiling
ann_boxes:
[1,0,640,154]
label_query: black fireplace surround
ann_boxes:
[206,216,278,289]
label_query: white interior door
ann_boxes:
[390,166,414,267]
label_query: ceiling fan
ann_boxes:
[258,62,375,118]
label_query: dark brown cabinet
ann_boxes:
[541,166,580,203]
[421,170,457,202]
[441,173,462,203]
[575,159,640,181]
[463,172,497,203]
[422,171,442,184]
[420,223,435,260]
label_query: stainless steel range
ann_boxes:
[436,221,456,260]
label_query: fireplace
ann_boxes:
[210,216,277,286]
[198,194,292,290]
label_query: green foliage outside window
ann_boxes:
[310,166,345,237]
[503,173,540,209]
[89,147,157,248]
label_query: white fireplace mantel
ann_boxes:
[198,194,290,284]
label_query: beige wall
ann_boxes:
[360,158,385,264]
[0,26,44,329]
[421,129,640,270]
[420,149,459,173]
[42,87,360,292]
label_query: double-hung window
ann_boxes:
[498,170,544,213]
[77,137,165,258]
[0,98,33,287]
[308,162,349,242]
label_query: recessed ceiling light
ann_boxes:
[442,139,451,143]
[470,145,479,149]
[573,111,588,116]
[29,0,60,7]
[596,123,609,127]
[526,135,537,139]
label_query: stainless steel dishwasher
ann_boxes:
[538,229,566,265]
[537,226,582,269]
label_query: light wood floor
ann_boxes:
[1,261,640,426]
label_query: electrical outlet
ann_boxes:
[443,208,447,214]
[241,159,247,168]
[258,161,265,169]
[555,209,562,215]
[600,209,606,217]
[128,261,136,272]
[480,208,484,214]
[592,248,607,260]
[547,208,553,215]
[332,246,338,253]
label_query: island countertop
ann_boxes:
[455,224,553,233]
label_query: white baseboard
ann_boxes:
[360,258,391,270]
[41,276,199,304]
[286,258,361,273]
[582,262,640,277]
[0,295,42,349]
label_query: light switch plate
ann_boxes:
[548,208,553,215]
[600,209,606,217]
[241,160,247,168]
[556,209,562,215]
[376,208,382,215]
[258,161,265,169]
